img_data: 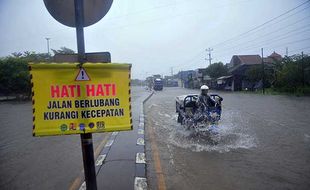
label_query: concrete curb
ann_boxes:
[134,91,154,190]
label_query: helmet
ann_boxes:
[200,85,209,90]
[200,85,209,95]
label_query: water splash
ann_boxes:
[153,110,257,153]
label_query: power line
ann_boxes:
[173,1,310,71]
[215,24,310,57]
[289,45,310,54]
[215,14,310,53]
[214,4,310,50]
[210,0,310,49]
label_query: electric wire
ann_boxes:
[210,0,310,49]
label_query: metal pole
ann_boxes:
[205,48,213,66]
[302,51,305,89]
[74,0,97,189]
[45,38,50,55]
[261,48,265,94]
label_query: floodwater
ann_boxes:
[145,87,310,190]
[0,87,145,190]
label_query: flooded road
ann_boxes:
[0,87,145,190]
[145,87,310,190]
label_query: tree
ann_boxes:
[11,51,52,61]
[205,62,228,79]
[51,47,75,54]
[0,57,30,96]
[271,53,310,93]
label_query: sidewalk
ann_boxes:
[80,90,152,190]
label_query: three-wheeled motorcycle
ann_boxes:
[175,93,223,138]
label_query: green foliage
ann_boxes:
[205,62,228,79]
[245,65,273,87]
[242,53,310,95]
[245,65,263,83]
[51,47,75,54]
[0,57,30,96]
[0,47,76,98]
[273,54,310,93]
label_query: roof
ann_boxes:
[217,75,233,80]
[267,51,282,62]
[229,55,261,74]
[235,55,262,65]
[269,52,282,59]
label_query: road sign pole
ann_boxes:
[74,0,97,189]
[80,133,97,190]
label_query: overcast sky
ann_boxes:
[0,0,309,79]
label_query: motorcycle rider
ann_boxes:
[196,85,222,111]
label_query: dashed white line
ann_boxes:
[136,153,146,164]
[95,154,107,166]
[112,131,119,136]
[105,139,114,147]
[78,182,86,190]
[134,177,148,190]
[138,129,144,135]
[137,138,145,146]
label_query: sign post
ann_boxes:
[74,0,97,189]
[41,1,115,190]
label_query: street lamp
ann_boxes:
[45,38,51,55]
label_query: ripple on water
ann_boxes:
[153,110,257,153]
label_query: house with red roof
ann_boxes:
[217,52,282,91]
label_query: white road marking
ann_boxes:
[105,139,114,147]
[112,131,119,136]
[138,129,144,135]
[139,123,144,128]
[137,138,145,146]
[134,177,148,190]
[136,153,146,164]
[95,154,107,166]
[78,182,86,190]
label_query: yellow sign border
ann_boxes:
[29,62,132,137]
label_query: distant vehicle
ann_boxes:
[153,78,163,91]
[175,93,223,142]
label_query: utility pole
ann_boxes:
[45,38,51,55]
[302,51,305,89]
[170,67,174,77]
[286,47,288,57]
[205,48,213,66]
[261,48,265,94]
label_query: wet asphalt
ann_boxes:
[145,87,310,190]
[0,86,148,190]
[1,86,309,190]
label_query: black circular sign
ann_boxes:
[43,0,113,27]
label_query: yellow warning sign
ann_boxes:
[29,63,132,137]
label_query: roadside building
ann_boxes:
[164,75,178,87]
[178,70,196,88]
[195,68,212,88]
[220,52,282,91]
[216,75,233,90]
[228,54,262,91]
